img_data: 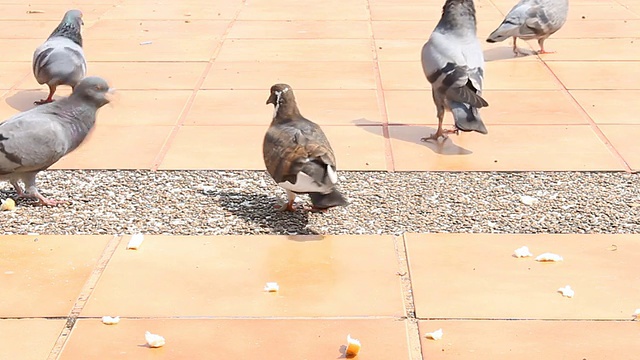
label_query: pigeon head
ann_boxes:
[70,76,114,108]
[63,10,84,26]
[266,83,295,106]
[50,10,84,46]
[439,0,477,31]
[266,84,301,121]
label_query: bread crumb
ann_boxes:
[127,234,144,250]
[145,331,165,348]
[513,246,533,258]
[345,334,361,357]
[101,316,120,325]
[264,282,279,292]
[557,285,574,298]
[535,253,563,262]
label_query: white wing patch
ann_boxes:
[277,166,338,194]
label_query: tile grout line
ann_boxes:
[46,235,123,360]
[365,0,395,172]
[394,235,423,360]
[150,1,248,170]
[537,60,633,172]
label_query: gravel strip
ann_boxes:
[1,170,639,236]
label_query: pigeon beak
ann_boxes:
[105,88,118,107]
[266,93,276,105]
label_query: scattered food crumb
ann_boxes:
[425,328,443,340]
[513,246,533,258]
[535,253,563,262]
[1,198,16,211]
[606,244,618,251]
[139,41,152,45]
[264,282,279,292]
[633,309,640,321]
[101,316,120,325]
[557,285,574,298]
[26,10,45,14]
[345,334,361,358]
[145,331,166,348]
[520,195,539,206]
[201,185,216,195]
[126,234,145,250]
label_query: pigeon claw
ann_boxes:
[34,98,54,105]
[421,127,458,142]
[37,198,67,206]
[274,200,297,212]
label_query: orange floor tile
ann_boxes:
[388,125,621,171]
[61,318,410,359]
[406,233,640,320]
[0,235,111,317]
[419,320,640,360]
[80,235,403,317]
[0,319,65,360]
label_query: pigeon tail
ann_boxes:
[309,189,348,210]
[450,101,488,135]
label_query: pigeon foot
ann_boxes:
[37,197,68,206]
[34,98,54,105]
[421,127,458,142]
[274,200,296,212]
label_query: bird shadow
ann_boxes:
[337,345,348,359]
[210,190,320,236]
[483,47,534,62]
[354,119,472,155]
[5,90,65,112]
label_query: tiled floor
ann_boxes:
[0,0,636,171]
[1,234,638,359]
[1,0,639,359]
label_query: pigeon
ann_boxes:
[421,0,488,142]
[32,9,86,105]
[486,0,569,55]
[0,77,113,206]
[263,84,348,212]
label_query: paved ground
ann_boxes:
[0,0,639,359]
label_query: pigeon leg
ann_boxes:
[421,103,448,142]
[511,37,530,56]
[35,85,56,105]
[9,180,25,197]
[275,190,297,212]
[22,173,66,206]
[536,38,555,54]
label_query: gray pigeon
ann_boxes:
[486,0,569,55]
[421,0,488,142]
[263,84,347,212]
[0,77,113,206]
[32,9,86,105]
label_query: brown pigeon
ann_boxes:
[263,84,347,212]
